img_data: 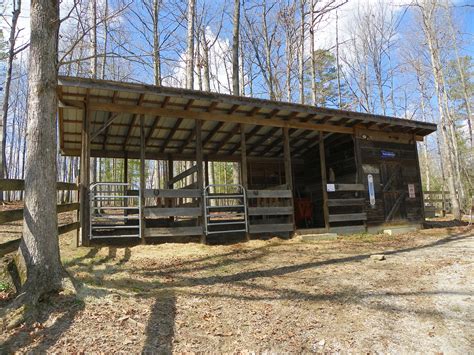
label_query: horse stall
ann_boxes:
[57,76,436,245]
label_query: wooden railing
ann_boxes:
[143,188,202,237]
[0,179,79,257]
[423,191,451,217]
[247,189,294,234]
[326,183,366,232]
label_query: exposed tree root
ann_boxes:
[0,272,80,331]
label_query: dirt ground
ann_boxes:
[0,224,473,353]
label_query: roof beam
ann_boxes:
[145,96,170,147]
[85,102,368,135]
[212,124,240,154]
[159,99,194,153]
[122,94,145,149]
[246,127,280,155]
[101,91,119,150]
[227,125,262,155]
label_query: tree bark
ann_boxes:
[298,0,305,104]
[19,0,71,303]
[309,0,317,105]
[1,0,21,202]
[418,1,461,219]
[186,0,196,89]
[232,0,240,96]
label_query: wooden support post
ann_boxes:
[283,127,295,235]
[240,124,250,241]
[283,127,293,191]
[204,159,210,187]
[240,124,248,188]
[319,131,330,231]
[123,153,128,208]
[79,101,91,246]
[195,120,205,244]
[140,115,146,243]
[414,138,426,222]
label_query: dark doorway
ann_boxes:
[380,162,407,222]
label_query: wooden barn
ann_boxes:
[57,76,437,245]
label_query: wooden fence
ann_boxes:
[0,179,79,257]
[423,191,451,217]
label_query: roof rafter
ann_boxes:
[122,94,145,149]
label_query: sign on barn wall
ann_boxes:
[408,183,415,198]
[368,174,376,207]
[380,150,396,159]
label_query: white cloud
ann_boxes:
[163,27,234,93]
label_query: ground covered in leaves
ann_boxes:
[1,225,473,353]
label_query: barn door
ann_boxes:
[380,162,407,222]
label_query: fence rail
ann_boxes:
[0,179,79,257]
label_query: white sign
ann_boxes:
[327,184,335,192]
[368,174,376,206]
[408,184,415,198]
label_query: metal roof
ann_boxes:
[58,76,437,161]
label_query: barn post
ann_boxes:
[414,135,426,223]
[140,114,146,243]
[319,131,330,231]
[195,120,205,244]
[240,123,250,241]
[79,98,91,246]
[283,127,295,234]
[123,153,128,209]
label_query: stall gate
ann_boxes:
[90,182,141,239]
[203,184,249,235]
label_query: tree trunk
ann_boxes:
[299,0,305,104]
[232,0,240,96]
[186,0,196,90]
[1,0,21,202]
[19,0,70,303]
[201,29,210,92]
[335,9,342,108]
[309,0,317,105]
[153,0,161,86]
[419,2,461,219]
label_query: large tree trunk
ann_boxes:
[18,0,70,302]
[232,0,240,96]
[419,1,461,219]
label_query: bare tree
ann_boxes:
[1,0,24,200]
[416,0,462,219]
[186,0,196,89]
[5,0,75,318]
[232,0,240,96]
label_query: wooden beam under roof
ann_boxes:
[102,91,119,150]
[246,127,280,155]
[227,125,262,155]
[212,124,240,154]
[159,98,194,153]
[79,101,359,135]
[202,104,242,149]
[145,96,170,147]
[122,94,145,149]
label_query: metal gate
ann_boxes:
[203,184,248,235]
[90,182,141,239]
